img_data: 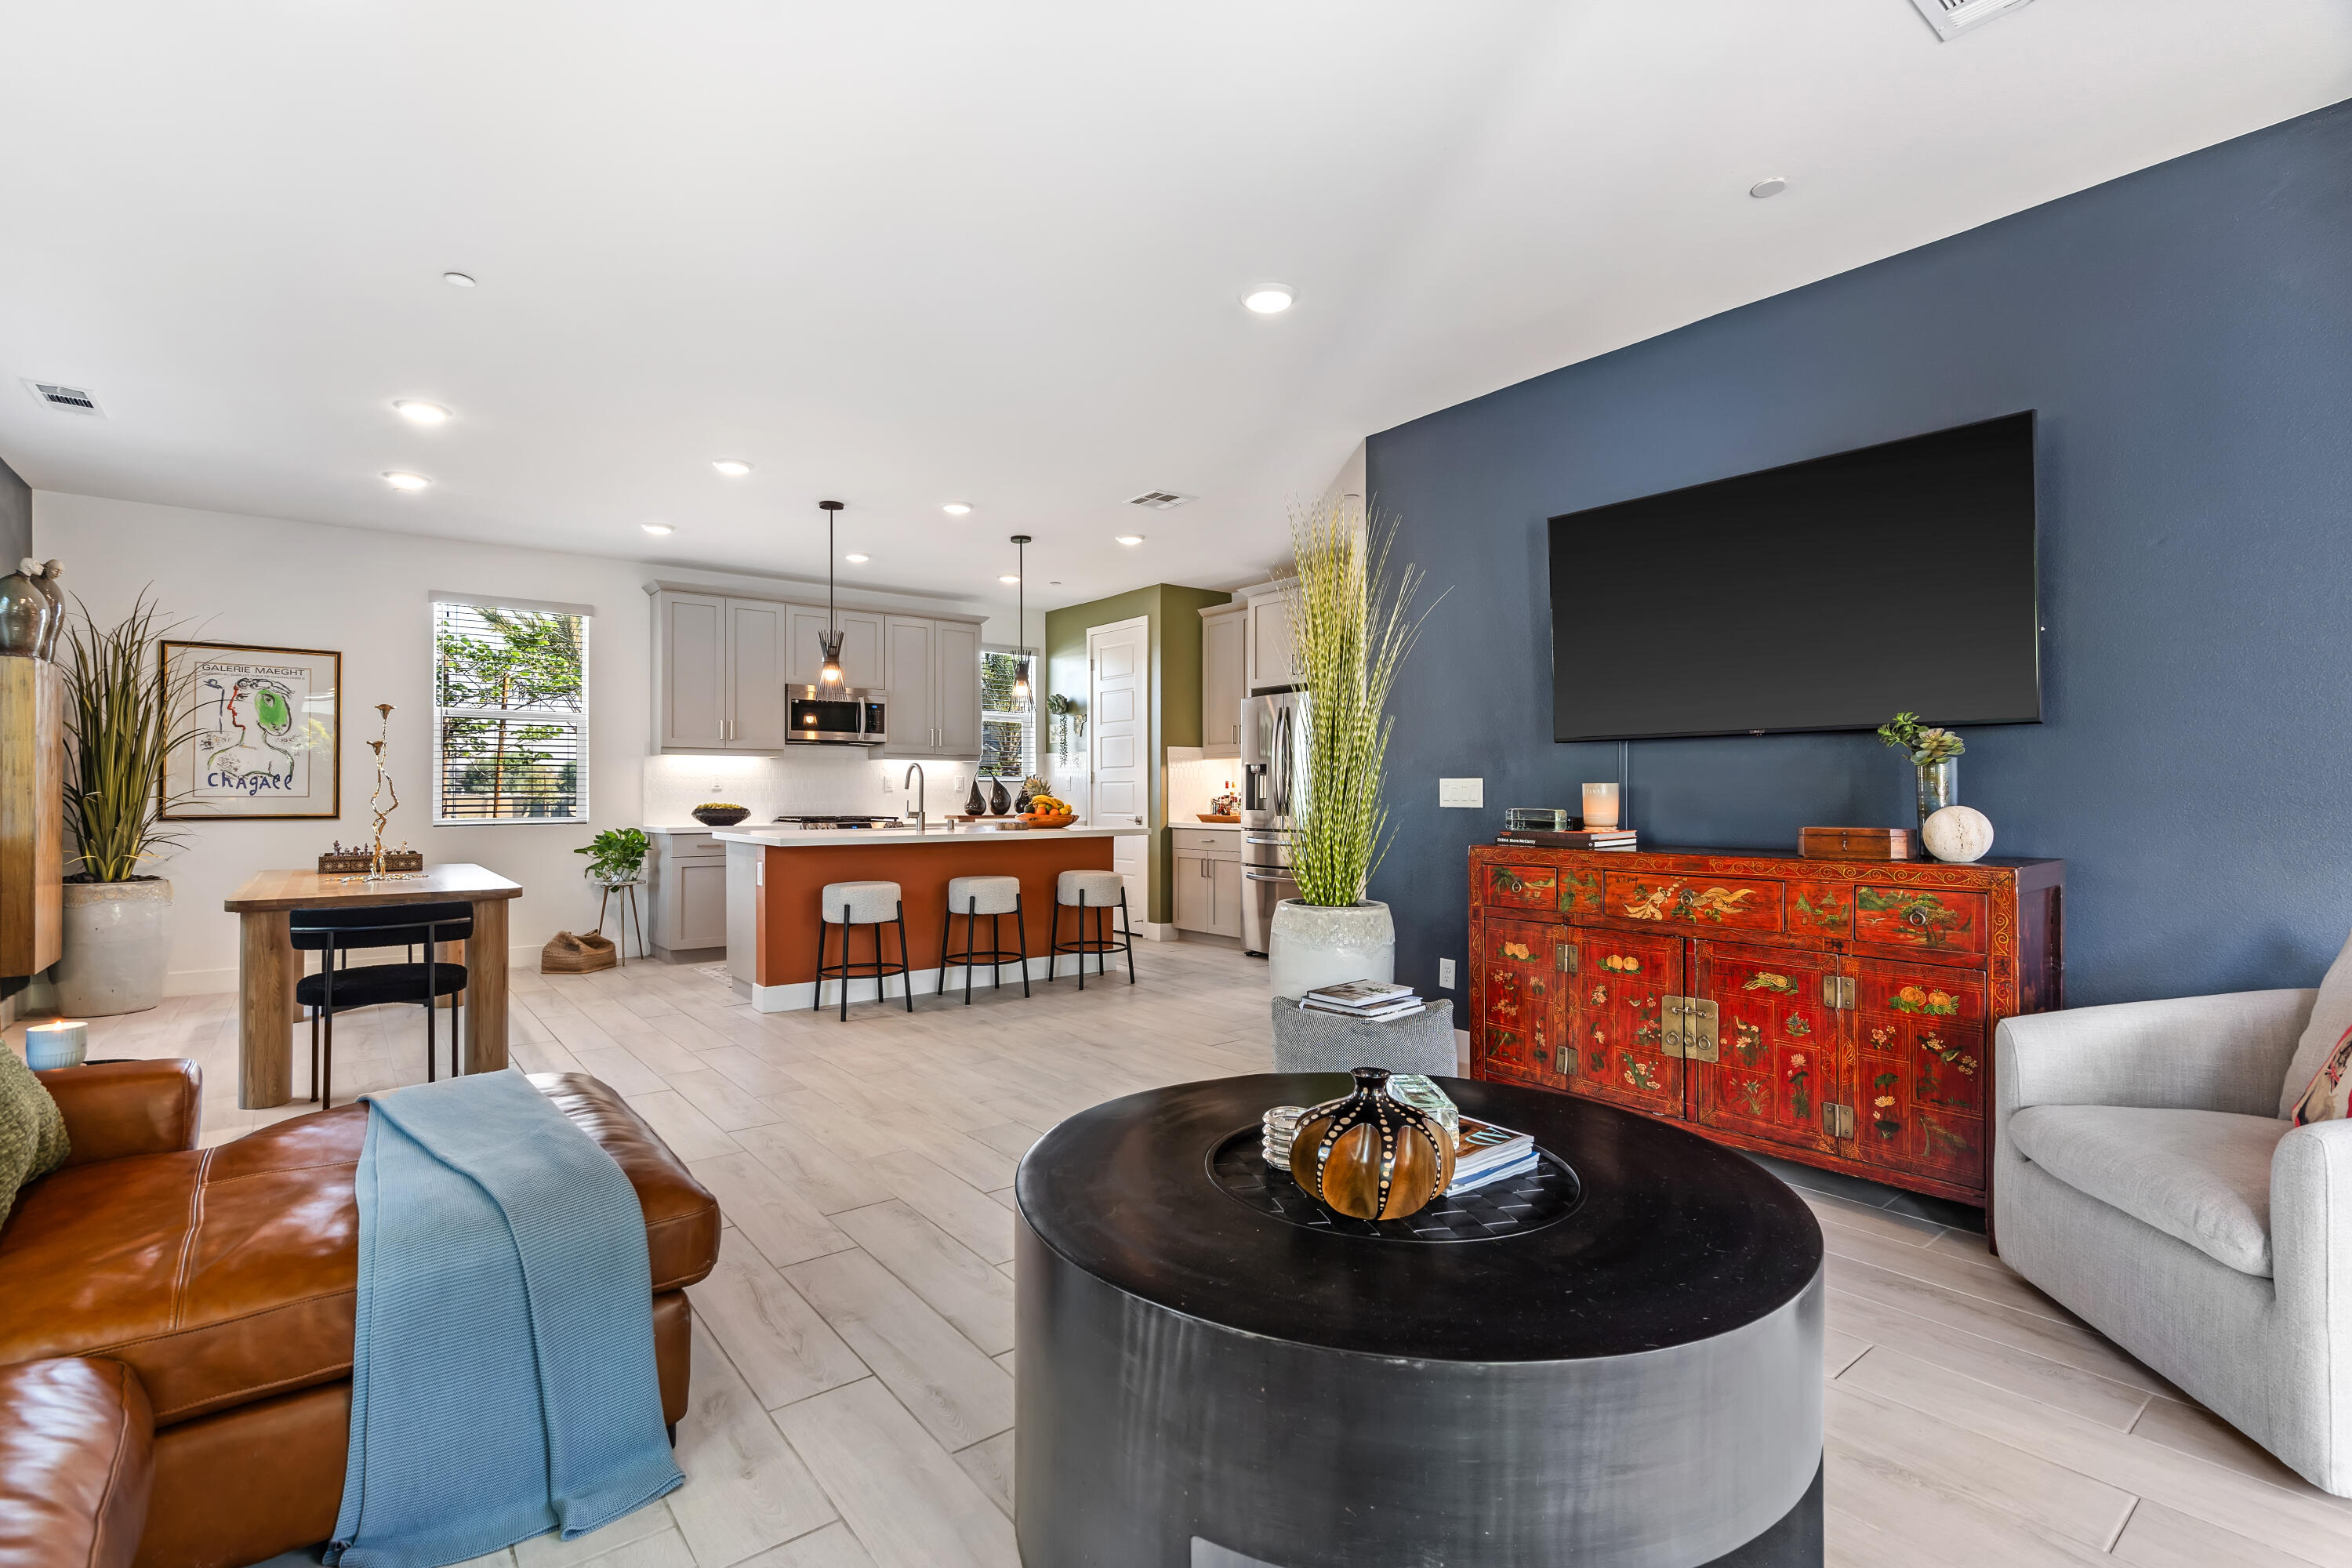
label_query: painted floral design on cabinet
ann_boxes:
[1853,960,1987,1185]
[1478,918,1558,1084]
[1855,885,1987,956]
[1569,933,1682,1119]
[1696,943,1838,1154]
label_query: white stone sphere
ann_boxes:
[1922,804,1994,864]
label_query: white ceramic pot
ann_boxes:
[53,879,172,1018]
[1268,898,1395,1000]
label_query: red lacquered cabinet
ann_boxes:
[1468,844,2063,1211]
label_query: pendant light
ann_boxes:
[1009,534,1033,703]
[817,500,846,685]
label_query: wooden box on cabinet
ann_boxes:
[0,659,64,975]
[1466,843,2062,1210]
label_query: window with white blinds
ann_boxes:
[431,600,590,823]
[979,648,1036,780]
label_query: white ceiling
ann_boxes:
[2,1,2347,614]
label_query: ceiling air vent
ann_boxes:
[24,380,103,416]
[1127,491,1195,510]
[1910,0,2035,39]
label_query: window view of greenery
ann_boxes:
[433,602,588,822]
[979,650,1034,779]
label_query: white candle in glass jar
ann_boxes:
[1581,782,1621,830]
[25,1020,89,1070]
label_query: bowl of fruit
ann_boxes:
[1021,793,1076,829]
[691,802,752,826]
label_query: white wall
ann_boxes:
[36,490,1010,993]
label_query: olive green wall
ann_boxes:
[1045,583,1232,924]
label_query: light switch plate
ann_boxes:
[1438,957,1457,989]
[1439,777,1483,808]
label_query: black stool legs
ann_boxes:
[1051,890,1135,988]
[815,901,913,1018]
[940,896,1032,1005]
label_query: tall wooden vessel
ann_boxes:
[1468,844,2063,1208]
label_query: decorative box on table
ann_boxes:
[1467,842,2063,1218]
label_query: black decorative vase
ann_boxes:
[965,777,987,816]
[1014,782,1034,814]
[989,776,1013,815]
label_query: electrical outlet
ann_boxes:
[1439,777,1483,808]
[1438,958,1457,989]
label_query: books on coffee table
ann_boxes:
[1447,1116,1537,1194]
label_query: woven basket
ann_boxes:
[542,930,618,975]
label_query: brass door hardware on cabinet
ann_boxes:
[1823,1103,1855,1138]
[1555,942,1577,975]
[1820,975,1856,1010]
[1660,996,1720,1062]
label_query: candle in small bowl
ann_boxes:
[25,1020,89,1070]
[1581,782,1621,830]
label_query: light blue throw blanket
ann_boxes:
[327,1070,683,1568]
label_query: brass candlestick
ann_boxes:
[366,702,400,880]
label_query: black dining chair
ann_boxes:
[291,902,473,1109]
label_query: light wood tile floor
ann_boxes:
[20,938,2351,1568]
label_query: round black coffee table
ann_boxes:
[1013,1074,1824,1568]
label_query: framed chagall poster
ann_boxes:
[160,641,341,820]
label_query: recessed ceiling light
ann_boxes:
[999,574,1020,585]
[1749,177,1788,199]
[1115,534,1144,546]
[1242,285,1294,314]
[641,522,674,535]
[711,459,752,477]
[844,554,869,564]
[442,271,476,288]
[393,399,450,425]
[382,471,431,492]
[942,503,972,516]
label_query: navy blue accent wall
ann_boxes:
[1369,98,2352,1011]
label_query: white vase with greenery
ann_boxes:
[53,593,196,1017]
[1267,499,1436,1001]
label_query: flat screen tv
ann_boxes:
[1549,412,2041,742]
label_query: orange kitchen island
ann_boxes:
[714,823,1147,1008]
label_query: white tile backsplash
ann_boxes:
[644,751,981,826]
[1167,750,1241,821]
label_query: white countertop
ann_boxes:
[711,822,1146,847]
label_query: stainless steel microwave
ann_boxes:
[786,687,887,746]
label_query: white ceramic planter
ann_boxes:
[53,879,172,1018]
[1268,898,1395,1000]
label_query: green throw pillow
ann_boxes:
[0,1049,70,1229]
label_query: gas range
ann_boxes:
[770,815,907,830]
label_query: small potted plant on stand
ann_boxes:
[1876,712,1965,833]
[575,826,651,958]
[54,593,198,1017]
[1267,499,1438,1000]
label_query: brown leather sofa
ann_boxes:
[0,1356,154,1568]
[0,1062,720,1568]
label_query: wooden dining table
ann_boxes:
[223,863,523,1109]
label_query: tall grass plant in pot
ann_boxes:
[1267,499,1438,1000]
[53,593,198,1016]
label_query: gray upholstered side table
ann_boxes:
[1269,995,1457,1075]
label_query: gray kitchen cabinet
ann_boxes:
[786,605,884,689]
[648,583,982,756]
[935,619,982,756]
[1172,828,1243,938]
[649,829,730,960]
[1245,592,1294,693]
[1198,602,1245,758]
[728,599,788,750]
[886,615,937,753]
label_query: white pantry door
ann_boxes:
[1087,615,1149,912]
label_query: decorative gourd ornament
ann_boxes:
[1290,1067,1457,1221]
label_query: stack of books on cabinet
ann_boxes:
[1297,980,1425,1021]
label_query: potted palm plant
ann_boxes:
[54,592,198,1016]
[1268,499,1438,1000]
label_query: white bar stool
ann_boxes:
[1051,869,1134,989]
[815,880,913,1020]
[940,874,1029,1005]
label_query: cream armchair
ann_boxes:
[1994,985,2352,1496]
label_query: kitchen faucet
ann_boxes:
[903,763,924,832]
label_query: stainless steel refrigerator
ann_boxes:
[1240,691,1304,956]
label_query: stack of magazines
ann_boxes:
[1297,979,1425,1022]
[1449,1117,1538,1193]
